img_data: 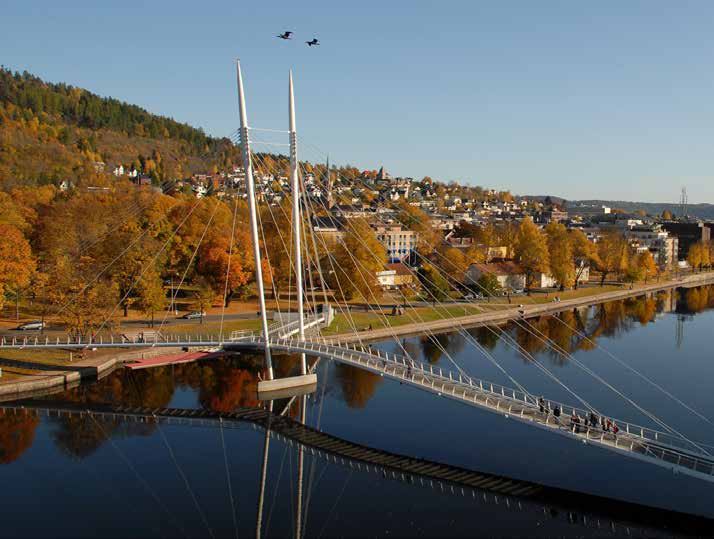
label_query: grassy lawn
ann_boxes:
[157,318,263,337]
[0,348,77,381]
[320,284,629,335]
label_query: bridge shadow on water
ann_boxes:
[0,343,711,537]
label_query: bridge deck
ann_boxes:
[224,335,714,484]
[2,329,713,484]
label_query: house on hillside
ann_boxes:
[465,261,526,292]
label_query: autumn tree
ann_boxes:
[46,255,119,338]
[0,224,36,317]
[394,201,439,254]
[476,273,502,297]
[687,242,710,271]
[595,231,628,286]
[135,268,168,327]
[570,229,598,288]
[438,246,468,279]
[191,277,214,323]
[514,217,549,291]
[545,222,574,290]
[635,251,658,283]
[328,218,386,301]
[419,263,451,302]
[197,219,252,306]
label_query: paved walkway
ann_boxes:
[329,272,714,343]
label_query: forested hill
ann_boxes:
[0,67,243,187]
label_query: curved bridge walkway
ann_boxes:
[3,330,714,484]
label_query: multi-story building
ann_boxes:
[660,222,712,261]
[626,224,678,268]
[373,224,418,262]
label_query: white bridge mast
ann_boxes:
[236,60,274,380]
[289,70,307,376]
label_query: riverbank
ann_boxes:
[2,270,713,398]
[326,271,714,344]
[0,346,193,399]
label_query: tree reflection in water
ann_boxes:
[0,352,286,462]
[0,412,39,464]
[2,286,714,464]
[335,364,383,408]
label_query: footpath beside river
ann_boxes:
[329,271,714,343]
[2,270,714,399]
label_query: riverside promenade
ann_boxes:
[1,270,713,399]
[328,271,714,344]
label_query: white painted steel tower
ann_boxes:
[236,60,274,380]
[289,70,307,376]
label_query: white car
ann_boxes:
[18,321,45,331]
[181,311,206,320]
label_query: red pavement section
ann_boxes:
[125,351,217,370]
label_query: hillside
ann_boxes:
[0,68,242,188]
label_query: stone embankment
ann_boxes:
[0,346,189,399]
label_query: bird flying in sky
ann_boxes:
[305,38,320,47]
[277,31,293,40]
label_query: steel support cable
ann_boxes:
[402,246,595,409]
[293,155,453,359]
[420,244,700,441]
[317,470,353,539]
[520,318,711,456]
[294,164,330,307]
[294,168,416,357]
[415,222,714,433]
[297,144,611,411]
[219,419,239,539]
[295,144,526,377]
[299,168,352,325]
[94,197,204,335]
[87,413,189,538]
[47,178,180,321]
[301,190,471,374]
[296,149,523,386]
[252,148,321,320]
[219,196,240,342]
[550,311,714,430]
[155,420,215,539]
[251,154,362,342]
[251,150,319,328]
[405,229,708,455]
[265,443,290,538]
[155,199,221,335]
[250,152,287,324]
[319,173,627,417]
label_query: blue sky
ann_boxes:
[2,0,713,202]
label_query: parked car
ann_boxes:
[17,321,45,331]
[463,293,475,300]
[181,311,206,320]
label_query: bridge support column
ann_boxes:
[237,60,273,380]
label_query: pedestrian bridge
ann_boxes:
[2,328,714,484]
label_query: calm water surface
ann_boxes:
[2,287,714,537]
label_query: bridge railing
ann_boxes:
[235,334,712,461]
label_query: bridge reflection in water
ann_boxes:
[0,398,710,537]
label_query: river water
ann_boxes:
[1,286,714,537]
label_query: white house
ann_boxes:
[465,262,526,292]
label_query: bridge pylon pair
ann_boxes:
[236,60,316,397]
